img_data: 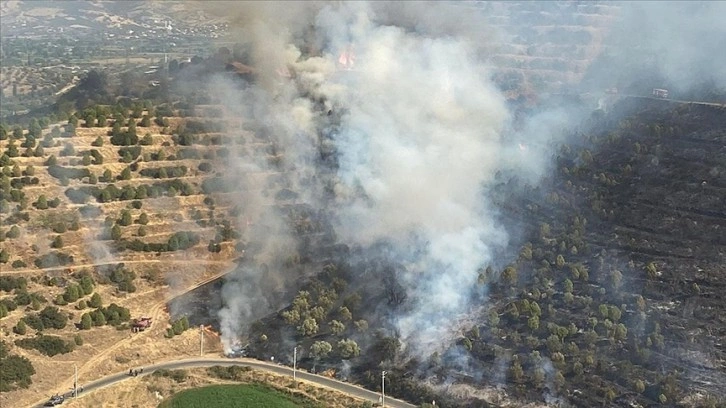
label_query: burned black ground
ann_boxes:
[171,97,726,407]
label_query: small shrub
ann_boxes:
[13,320,27,335]
[12,260,27,268]
[51,235,64,249]
[89,293,102,308]
[80,313,92,330]
[5,225,20,239]
[53,222,67,233]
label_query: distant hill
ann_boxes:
[0,0,224,38]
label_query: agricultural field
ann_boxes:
[0,66,76,99]
[158,384,313,408]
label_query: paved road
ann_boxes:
[624,94,726,107]
[552,92,726,108]
[30,357,417,408]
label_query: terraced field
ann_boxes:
[1,114,243,269]
[481,2,621,97]
[0,66,77,99]
[0,103,292,406]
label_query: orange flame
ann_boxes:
[202,325,220,337]
[338,45,355,70]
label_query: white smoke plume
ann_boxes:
[205,1,557,356]
[204,75,308,351]
[324,8,510,355]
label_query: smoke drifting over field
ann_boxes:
[207,1,557,355]
[630,2,726,87]
[583,2,726,95]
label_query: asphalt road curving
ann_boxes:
[30,357,417,408]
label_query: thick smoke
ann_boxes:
[582,2,726,96]
[622,2,726,88]
[205,73,317,350]
[322,7,511,354]
[207,1,559,355]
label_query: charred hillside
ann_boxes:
[472,99,726,407]
[153,40,726,406]
[154,2,726,406]
[230,99,726,408]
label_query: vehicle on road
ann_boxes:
[652,88,669,99]
[44,395,64,406]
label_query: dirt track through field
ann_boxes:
[0,259,232,275]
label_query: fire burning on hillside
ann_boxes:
[337,45,356,71]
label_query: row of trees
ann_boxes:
[53,275,94,305]
[68,99,161,127]
[14,335,75,357]
[79,303,131,329]
[0,289,46,319]
[17,306,67,332]
[0,118,52,140]
[66,177,195,204]
[139,165,188,179]
[121,230,200,254]
[308,339,361,361]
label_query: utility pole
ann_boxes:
[381,370,387,407]
[293,346,298,381]
[199,325,204,356]
[73,364,78,398]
